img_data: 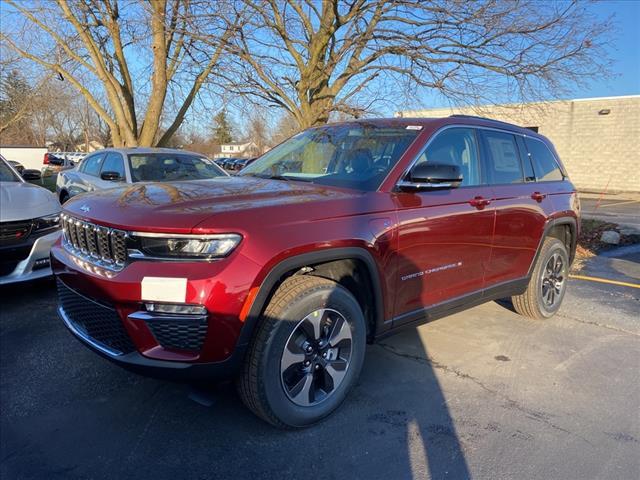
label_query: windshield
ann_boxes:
[128,153,226,182]
[0,158,21,182]
[240,123,420,191]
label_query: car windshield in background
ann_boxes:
[128,153,225,182]
[0,159,20,182]
[240,123,420,191]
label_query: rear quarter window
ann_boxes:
[525,138,564,182]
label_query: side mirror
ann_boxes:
[100,171,122,181]
[22,169,42,181]
[399,163,462,190]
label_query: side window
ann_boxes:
[481,131,523,184]
[516,136,536,182]
[78,154,93,173]
[100,152,125,179]
[82,153,104,177]
[414,128,481,186]
[525,138,564,181]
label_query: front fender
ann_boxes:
[237,246,386,349]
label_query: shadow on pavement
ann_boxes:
[0,262,472,479]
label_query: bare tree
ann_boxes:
[226,0,611,129]
[0,69,53,143]
[245,113,269,153]
[1,0,239,147]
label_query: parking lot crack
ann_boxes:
[376,342,595,446]
[556,313,639,337]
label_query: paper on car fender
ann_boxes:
[141,277,187,303]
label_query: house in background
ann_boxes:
[74,140,105,153]
[215,141,260,159]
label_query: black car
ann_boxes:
[223,158,240,170]
[232,157,258,171]
[7,160,24,175]
[213,157,230,168]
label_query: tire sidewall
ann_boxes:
[535,239,569,318]
[260,281,366,427]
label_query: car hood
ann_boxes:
[63,176,361,232]
[0,181,60,222]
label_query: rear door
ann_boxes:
[479,129,554,286]
[393,127,495,325]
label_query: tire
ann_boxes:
[512,237,569,320]
[238,274,366,428]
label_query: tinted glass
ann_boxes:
[525,138,564,181]
[413,128,481,186]
[482,131,523,184]
[241,124,420,191]
[82,154,104,176]
[129,153,225,182]
[0,159,20,182]
[101,153,125,179]
[516,136,536,182]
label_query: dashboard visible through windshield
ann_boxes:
[240,123,420,191]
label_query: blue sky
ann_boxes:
[574,0,640,98]
[389,0,640,114]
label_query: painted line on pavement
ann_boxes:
[569,274,640,289]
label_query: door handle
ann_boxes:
[469,196,491,210]
[531,191,546,203]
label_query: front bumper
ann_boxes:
[57,304,244,382]
[51,240,263,380]
[0,229,61,285]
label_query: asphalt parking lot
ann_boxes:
[1,250,639,480]
[581,195,640,231]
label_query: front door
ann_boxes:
[393,127,494,326]
[76,152,106,194]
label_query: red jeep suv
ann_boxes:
[52,117,579,427]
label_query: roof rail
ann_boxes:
[449,114,490,120]
[449,114,525,129]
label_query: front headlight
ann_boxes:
[33,213,60,233]
[133,233,241,259]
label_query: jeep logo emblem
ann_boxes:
[80,205,90,213]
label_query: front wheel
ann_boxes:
[238,275,366,428]
[512,237,569,319]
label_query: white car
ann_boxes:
[0,155,61,284]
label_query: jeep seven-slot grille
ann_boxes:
[57,279,135,355]
[61,214,127,269]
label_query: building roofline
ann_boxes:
[397,94,640,116]
[571,94,640,102]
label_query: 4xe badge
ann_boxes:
[80,205,91,213]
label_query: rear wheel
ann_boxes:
[238,275,366,428]
[512,237,569,319]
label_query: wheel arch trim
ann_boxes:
[238,247,385,348]
[527,216,578,277]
